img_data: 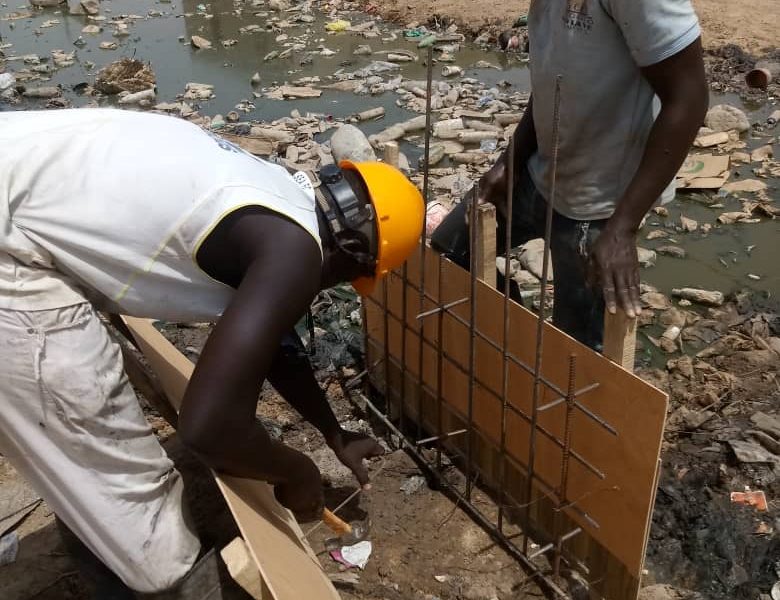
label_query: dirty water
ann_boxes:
[1,0,777,304]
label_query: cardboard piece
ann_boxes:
[363,245,669,600]
[120,317,340,600]
[676,153,730,189]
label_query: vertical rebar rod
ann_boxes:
[399,265,408,436]
[522,74,563,553]
[381,278,392,423]
[554,353,577,577]
[466,181,480,500]
[497,138,515,533]
[435,255,445,470]
[417,42,435,440]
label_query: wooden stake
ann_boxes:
[221,538,269,600]
[382,141,400,168]
[603,309,637,372]
[474,203,497,288]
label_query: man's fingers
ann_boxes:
[630,267,642,315]
[600,268,618,315]
[615,271,635,318]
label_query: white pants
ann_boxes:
[0,303,200,593]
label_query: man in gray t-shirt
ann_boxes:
[467,0,707,348]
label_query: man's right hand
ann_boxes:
[273,452,324,522]
[476,158,509,220]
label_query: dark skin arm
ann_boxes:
[178,209,325,520]
[267,337,383,488]
[590,38,709,317]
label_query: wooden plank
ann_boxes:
[362,243,668,599]
[473,204,497,288]
[221,538,268,599]
[120,317,341,600]
[603,309,637,371]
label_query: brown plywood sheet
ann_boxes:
[363,245,668,593]
[121,317,340,600]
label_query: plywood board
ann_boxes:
[362,245,668,599]
[121,317,340,600]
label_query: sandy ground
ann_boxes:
[368,0,778,56]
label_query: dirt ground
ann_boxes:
[366,0,778,56]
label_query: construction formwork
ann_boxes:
[360,51,669,600]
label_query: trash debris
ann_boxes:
[337,541,372,569]
[721,179,768,194]
[191,35,212,50]
[182,82,215,100]
[117,87,155,105]
[22,86,61,98]
[518,239,553,281]
[81,24,101,34]
[325,20,350,32]
[679,216,698,233]
[750,145,774,163]
[671,288,724,307]
[399,475,426,495]
[94,59,156,94]
[80,0,99,15]
[99,41,118,50]
[441,65,462,77]
[694,132,730,148]
[745,60,780,90]
[250,72,261,85]
[657,246,687,259]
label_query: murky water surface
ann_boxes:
[1,0,777,301]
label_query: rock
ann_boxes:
[81,24,101,34]
[637,247,657,268]
[751,144,774,162]
[0,73,16,92]
[728,439,778,464]
[750,430,780,455]
[117,87,155,105]
[722,179,767,193]
[94,59,155,94]
[30,0,64,6]
[671,288,724,307]
[353,45,372,56]
[250,72,261,85]
[512,269,540,289]
[731,151,751,163]
[717,211,753,224]
[639,584,705,600]
[646,230,667,240]
[704,104,750,133]
[518,239,553,281]
[694,131,730,148]
[441,65,462,77]
[80,0,99,15]
[22,86,61,98]
[680,215,698,232]
[99,41,117,50]
[331,124,377,163]
[653,206,669,217]
[750,412,780,439]
[191,35,212,49]
[671,355,695,378]
[657,245,687,259]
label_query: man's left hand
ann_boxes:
[589,224,642,318]
[327,429,385,489]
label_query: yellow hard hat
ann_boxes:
[340,160,424,296]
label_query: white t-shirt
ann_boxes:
[527,0,701,220]
[0,109,322,320]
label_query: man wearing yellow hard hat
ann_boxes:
[0,108,424,599]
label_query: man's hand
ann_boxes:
[476,159,509,220]
[327,429,384,489]
[273,452,324,522]
[588,223,642,318]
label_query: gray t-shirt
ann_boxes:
[527,0,701,220]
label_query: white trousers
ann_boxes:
[0,303,200,593]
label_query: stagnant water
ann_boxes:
[2,0,778,303]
